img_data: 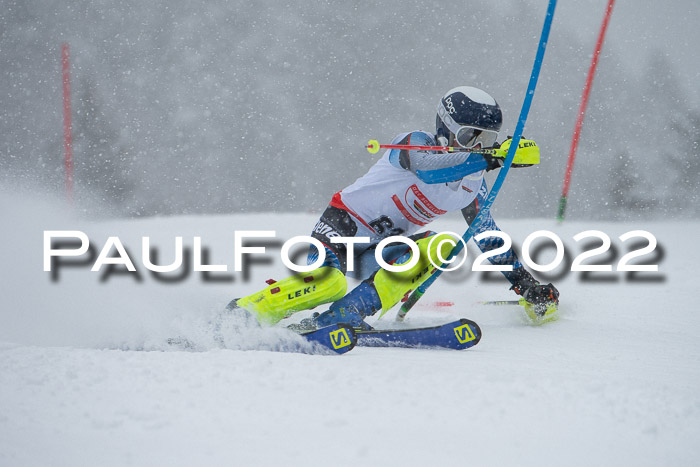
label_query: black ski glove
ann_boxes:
[521,283,560,308]
[483,154,504,172]
[509,267,560,313]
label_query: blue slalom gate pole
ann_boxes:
[397,0,558,321]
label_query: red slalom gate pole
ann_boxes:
[62,43,74,203]
[557,0,615,221]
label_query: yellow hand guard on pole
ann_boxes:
[494,138,540,166]
[519,297,559,324]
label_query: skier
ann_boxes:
[234,86,559,329]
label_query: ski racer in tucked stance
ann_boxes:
[234,86,559,329]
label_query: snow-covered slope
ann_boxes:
[1,196,699,466]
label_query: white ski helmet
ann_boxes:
[436,86,502,149]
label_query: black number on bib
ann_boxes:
[369,215,404,236]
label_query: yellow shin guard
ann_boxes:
[236,266,347,326]
[374,233,454,316]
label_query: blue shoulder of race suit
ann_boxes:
[386,131,434,169]
[387,131,488,184]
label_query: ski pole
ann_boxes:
[366,139,498,155]
[396,0,557,322]
[479,299,525,306]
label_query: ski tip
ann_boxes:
[456,318,482,349]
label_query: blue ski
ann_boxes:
[355,318,481,350]
[297,323,357,355]
[224,300,357,355]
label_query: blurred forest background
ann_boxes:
[1,0,699,220]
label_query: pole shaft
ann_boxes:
[372,143,496,154]
[397,0,558,321]
[62,43,73,202]
[558,0,615,221]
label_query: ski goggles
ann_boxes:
[453,125,499,149]
[437,103,499,148]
